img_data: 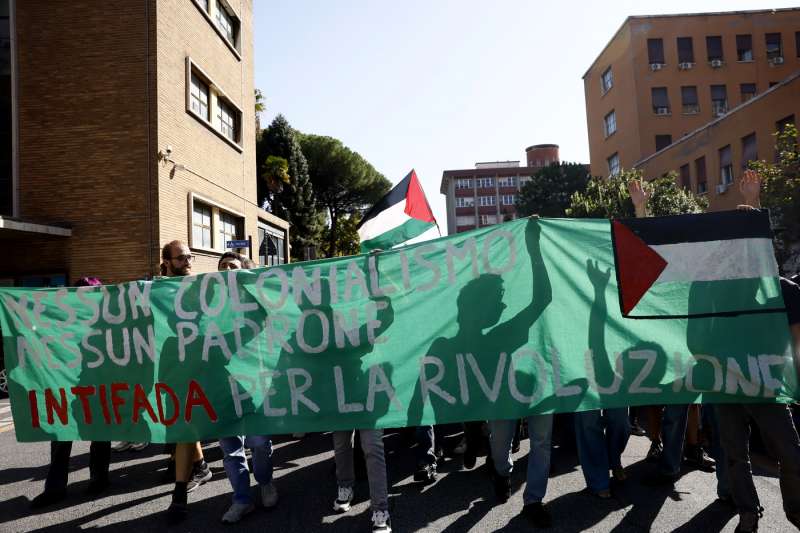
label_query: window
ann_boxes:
[647,38,665,65]
[681,86,699,114]
[766,33,783,60]
[607,153,620,176]
[258,222,286,266]
[740,83,757,103]
[677,37,694,63]
[711,85,727,116]
[190,73,209,120]
[501,194,516,206]
[776,115,796,134]
[195,0,209,10]
[218,211,241,247]
[479,214,498,226]
[679,164,691,189]
[456,215,475,227]
[651,87,669,114]
[719,145,733,186]
[478,196,496,206]
[217,99,237,141]
[741,133,758,168]
[603,110,617,137]
[216,4,235,43]
[519,176,532,186]
[476,177,494,189]
[655,135,672,152]
[706,36,723,61]
[456,196,475,208]
[695,157,707,194]
[736,34,753,61]
[193,0,240,56]
[456,178,473,189]
[192,202,213,248]
[498,176,516,187]
[601,67,613,93]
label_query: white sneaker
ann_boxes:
[260,482,279,508]
[371,509,392,532]
[129,442,149,451]
[112,441,132,452]
[221,502,255,524]
[333,486,354,512]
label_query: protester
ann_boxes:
[161,241,213,524]
[30,277,112,509]
[215,252,279,524]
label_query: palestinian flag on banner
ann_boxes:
[612,209,784,318]
[357,169,437,252]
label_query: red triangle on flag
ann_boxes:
[612,220,668,316]
[404,169,437,223]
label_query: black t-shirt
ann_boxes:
[780,277,800,326]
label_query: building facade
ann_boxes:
[583,8,800,178]
[1,0,288,287]
[635,73,798,211]
[440,144,559,234]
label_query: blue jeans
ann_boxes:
[659,404,690,477]
[489,414,553,504]
[219,435,274,504]
[705,405,729,499]
[574,408,630,491]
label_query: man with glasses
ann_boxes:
[161,240,213,523]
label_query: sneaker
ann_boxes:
[165,502,188,525]
[112,441,132,452]
[371,509,392,533]
[413,463,437,484]
[463,448,477,470]
[734,512,760,533]
[612,468,627,482]
[333,486,354,513]
[129,442,149,452]
[492,472,511,503]
[221,502,255,524]
[30,489,66,509]
[646,441,662,463]
[186,462,212,493]
[521,502,552,528]
[630,422,647,437]
[684,445,716,472]
[260,482,279,508]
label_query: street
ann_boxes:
[0,398,795,532]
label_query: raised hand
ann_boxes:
[739,169,762,208]
[586,259,612,292]
[627,179,650,218]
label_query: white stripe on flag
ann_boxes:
[358,200,410,242]
[652,238,778,284]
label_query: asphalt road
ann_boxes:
[0,399,796,532]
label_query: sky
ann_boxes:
[254,1,797,235]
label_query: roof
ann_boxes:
[633,71,800,168]
[440,165,539,194]
[582,7,800,79]
[525,144,559,150]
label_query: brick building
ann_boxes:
[0,0,288,287]
[583,8,800,179]
[440,144,559,234]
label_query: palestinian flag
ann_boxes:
[357,169,437,252]
[612,209,784,318]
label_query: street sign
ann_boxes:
[226,239,250,248]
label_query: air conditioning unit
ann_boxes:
[655,107,670,115]
[716,183,729,194]
[771,56,785,65]
[678,62,694,70]
[650,62,664,71]
[710,59,723,68]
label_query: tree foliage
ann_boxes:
[567,168,707,218]
[257,115,324,259]
[749,123,800,272]
[299,134,391,257]
[516,162,590,217]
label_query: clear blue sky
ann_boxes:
[254,1,796,233]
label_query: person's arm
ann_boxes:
[738,169,762,209]
[627,179,650,219]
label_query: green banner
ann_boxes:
[0,217,796,443]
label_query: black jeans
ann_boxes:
[44,441,111,493]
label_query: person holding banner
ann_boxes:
[215,252,279,524]
[30,276,112,509]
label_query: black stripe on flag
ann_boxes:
[616,209,772,245]
[356,171,412,229]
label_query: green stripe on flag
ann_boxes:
[360,217,434,252]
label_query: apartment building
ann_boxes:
[1,0,288,287]
[440,144,559,234]
[583,8,800,178]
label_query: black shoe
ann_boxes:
[643,471,677,487]
[463,448,477,470]
[521,502,552,528]
[186,462,212,493]
[86,477,110,496]
[646,442,662,463]
[684,445,715,472]
[165,502,188,525]
[30,489,66,509]
[630,423,647,437]
[492,472,511,503]
[413,463,437,484]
